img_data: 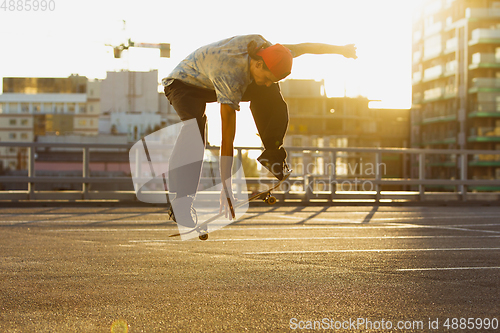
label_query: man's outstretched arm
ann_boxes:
[282,43,357,59]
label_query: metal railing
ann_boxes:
[1,141,500,203]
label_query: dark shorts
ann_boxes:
[164,79,289,151]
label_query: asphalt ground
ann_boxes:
[0,205,499,332]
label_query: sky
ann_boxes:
[0,0,422,146]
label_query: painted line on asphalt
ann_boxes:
[2,214,500,225]
[44,223,499,233]
[244,247,500,255]
[43,225,488,232]
[129,235,500,243]
[397,266,500,272]
[384,223,500,234]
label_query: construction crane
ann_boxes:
[108,38,170,58]
[106,36,170,113]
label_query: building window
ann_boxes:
[9,133,17,139]
[21,119,29,126]
[20,133,29,140]
[312,137,324,148]
[9,119,17,125]
[313,156,325,175]
[292,137,302,147]
[78,120,87,126]
[68,104,75,113]
[9,103,18,113]
[21,103,29,113]
[330,138,348,148]
[55,103,64,113]
[291,156,303,175]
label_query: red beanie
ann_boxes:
[256,44,293,80]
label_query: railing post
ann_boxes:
[419,153,425,201]
[330,151,337,201]
[28,146,35,200]
[236,148,243,197]
[134,147,141,191]
[305,174,313,204]
[375,151,382,202]
[460,152,468,201]
[83,147,90,199]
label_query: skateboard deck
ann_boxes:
[169,172,291,240]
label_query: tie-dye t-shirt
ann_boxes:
[162,35,270,111]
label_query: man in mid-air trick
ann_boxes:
[163,34,357,228]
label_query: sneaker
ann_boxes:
[257,148,290,180]
[169,195,197,228]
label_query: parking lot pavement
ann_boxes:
[0,205,499,332]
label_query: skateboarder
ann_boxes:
[163,34,357,227]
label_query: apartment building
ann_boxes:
[280,79,410,189]
[0,75,100,170]
[412,0,500,188]
[0,70,180,170]
[98,70,179,142]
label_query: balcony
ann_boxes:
[424,22,443,38]
[469,28,500,45]
[469,102,500,117]
[424,1,442,17]
[428,154,456,167]
[445,60,457,75]
[413,50,422,65]
[470,153,500,166]
[413,30,422,44]
[412,71,422,84]
[423,65,443,82]
[423,86,457,103]
[424,87,443,101]
[421,113,457,124]
[444,37,457,54]
[469,126,500,142]
[412,92,423,105]
[422,131,457,145]
[466,8,500,21]
[469,53,500,69]
[469,78,500,93]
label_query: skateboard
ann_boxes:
[169,172,291,240]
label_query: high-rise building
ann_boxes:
[412,0,500,187]
[280,79,410,188]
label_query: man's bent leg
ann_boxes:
[243,82,290,179]
[164,81,215,226]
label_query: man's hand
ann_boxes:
[341,44,357,59]
[219,189,236,220]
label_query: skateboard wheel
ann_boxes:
[267,196,277,205]
[199,233,209,241]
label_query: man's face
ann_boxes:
[250,59,279,87]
